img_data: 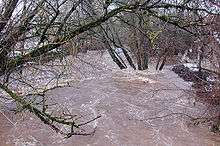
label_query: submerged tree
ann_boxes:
[0,0,219,137]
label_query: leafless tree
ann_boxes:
[0,0,219,137]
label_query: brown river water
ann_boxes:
[0,51,220,146]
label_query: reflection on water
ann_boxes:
[0,52,220,146]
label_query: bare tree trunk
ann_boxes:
[135,15,149,70]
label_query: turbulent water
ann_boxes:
[0,51,220,146]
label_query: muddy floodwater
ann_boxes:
[0,52,220,146]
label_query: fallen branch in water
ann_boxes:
[0,83,101,138]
